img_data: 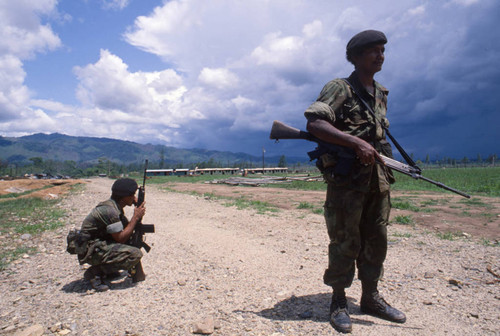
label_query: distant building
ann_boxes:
[146,167,288,177]
[243,167,288,174]
[146,169,174,176]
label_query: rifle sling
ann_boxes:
[342,78,419,170]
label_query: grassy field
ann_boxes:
[0,196,69,270]
[141,166,500,197]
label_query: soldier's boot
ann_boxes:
[329,289,352,334]
[129,261,146,283]
[100,267,122,280]
[360,282,406,323]
[83,265,109,292]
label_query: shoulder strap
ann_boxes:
[342,78,420,171]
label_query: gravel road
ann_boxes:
[0,178,499,335]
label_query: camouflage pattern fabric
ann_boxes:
[305,70,392,289]
[80,199,124,241]
[305,71,393,193]
[82,240,142,274]
[323,185,390,288]
[306,71,390,142]
[78,199,142,273]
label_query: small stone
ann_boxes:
[192,317,215,335]
[13,324,44,336]
[20,234,32,240]
[4,326,16,332]
[448,279,462,288]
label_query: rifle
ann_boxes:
[269,120,470,198]
[129,159,155,281]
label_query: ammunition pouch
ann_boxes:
[308,144,356,176]
[66,229,91,255]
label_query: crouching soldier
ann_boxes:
[77,178,146,291]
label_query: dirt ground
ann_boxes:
[0,177,499,335]
[0,178,83,200]
[166,181,500,241]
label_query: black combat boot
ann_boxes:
[329,289,352,333]
[83,265,109,292]
[361,283,406,323]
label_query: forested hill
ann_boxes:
[0,133,293,166]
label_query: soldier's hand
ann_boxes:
[354,140,381,165]
[134,202,146,219]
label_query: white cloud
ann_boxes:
[0,0,60,59]
[0,0,498,158]
[450,0,480,6]
[407,5,425,16]
[0,1,60,123]
[101,0,130,10]
[251,33,304,66]
[198,68,239,89]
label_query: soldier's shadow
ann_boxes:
[243,292,374,327]
[61,272,136,293]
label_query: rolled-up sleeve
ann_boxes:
[107,221,124,234]
[304,101,336,123]
[305,79,348,123]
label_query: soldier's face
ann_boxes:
[354,44,385,74]
[123,194,137,207]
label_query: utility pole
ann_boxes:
[262,147,265,173]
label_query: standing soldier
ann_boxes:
[78,178,146,291]
[305,30,406,333]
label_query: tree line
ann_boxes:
[0,155,292,178]
[0,153,496,179]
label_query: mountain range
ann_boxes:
[0,133,302,167]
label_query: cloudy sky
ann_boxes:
[0,0,498,161]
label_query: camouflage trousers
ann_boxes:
[79,240,142,274]
[323,184,390,289]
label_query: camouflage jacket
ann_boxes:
[80,199,128,242]
[305,71,394,192]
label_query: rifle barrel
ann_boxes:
[142,159,149,188]
[417,175,471,198]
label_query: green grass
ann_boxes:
[312,208,324,215]
[480,238,500,247]
[297,202,315,209]
[392,215,413,225]
[458,197,492,208]
[392,232,413,238]
[145,167,500,197]
[0,197,67,270]
[391,197,435,213]
[436,232,459,241]
[0,246,36,271]
[390,167,500,197]
[223,197,279,214]
[297,202,324,215]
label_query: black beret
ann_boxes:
[111,178,138,197]
[346,30,387,52]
